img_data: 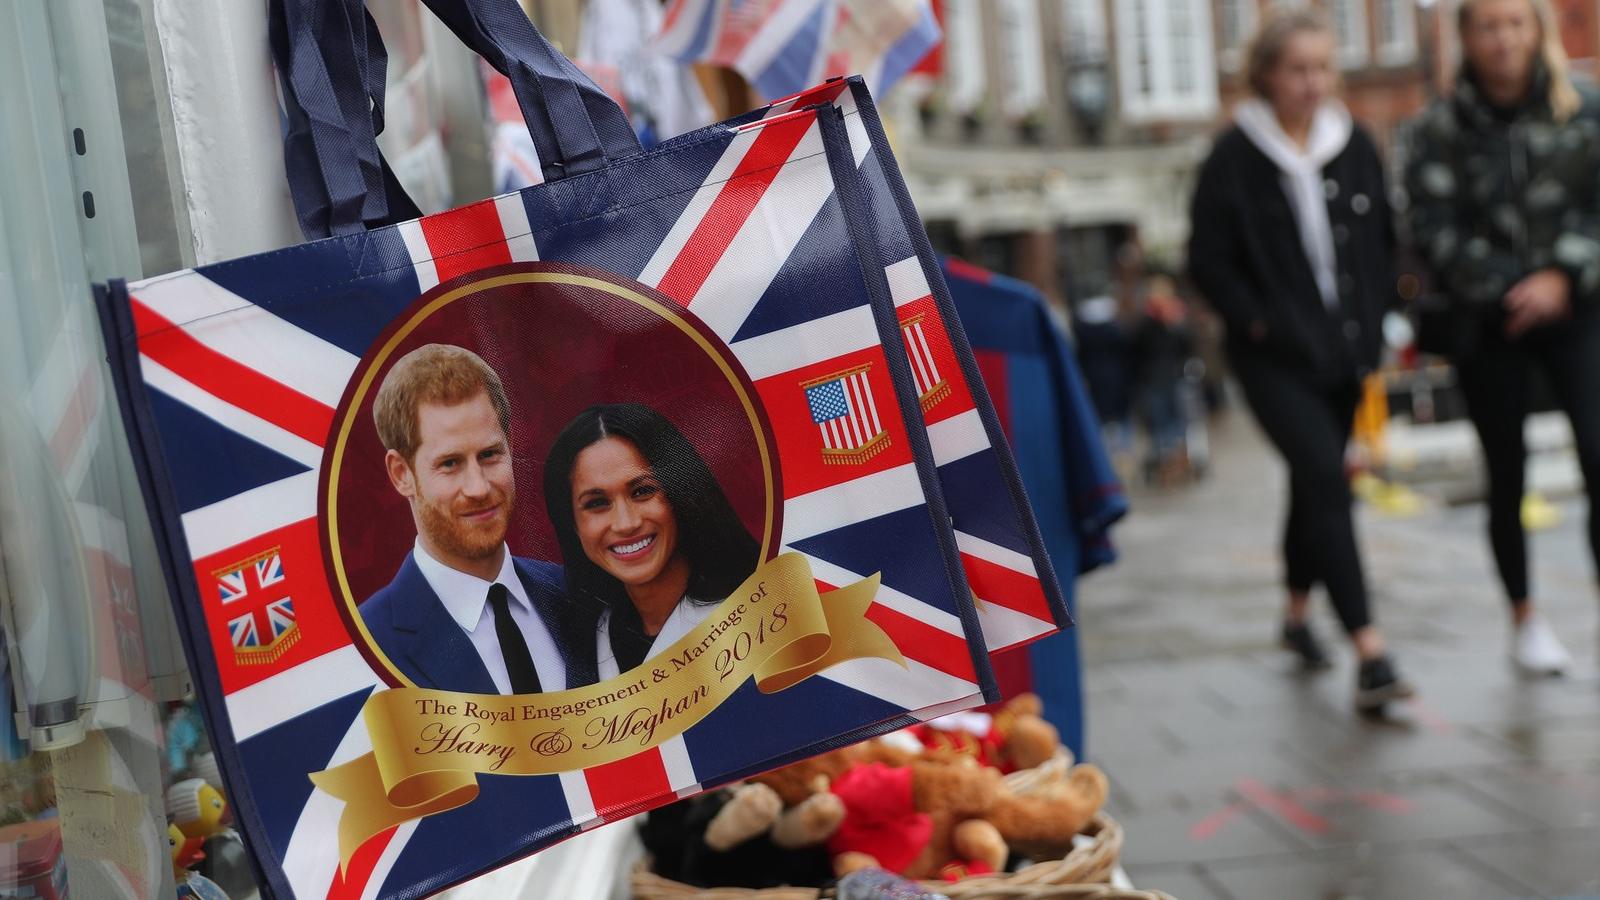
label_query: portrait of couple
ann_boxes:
[355,343,761,695]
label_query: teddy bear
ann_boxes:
[827,753,1109,881]
[907,693,1061,774]
[640,779,840,888]
[641,740,914,888]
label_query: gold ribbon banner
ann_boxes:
[310,552,901,870]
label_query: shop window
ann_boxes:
[0,0,229,896]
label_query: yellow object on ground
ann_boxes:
[1352,472,1425,517]
[1522,492,1563,531]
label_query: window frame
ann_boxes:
[1328,0,1372,68]
[1373,0,1418,66]
[1115,0,1219,122]
[1216,0,1258,72]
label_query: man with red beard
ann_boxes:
[358,344,595,694]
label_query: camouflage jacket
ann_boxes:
[1404,67,1600,309]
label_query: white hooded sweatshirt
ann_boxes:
[1233,97,1354,310]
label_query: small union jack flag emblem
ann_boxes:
[803,363,890,465]
[901,313,949,413]
[214,548,300,665]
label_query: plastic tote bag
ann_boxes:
[96,2,1002,897]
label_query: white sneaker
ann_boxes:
[1511,615,1571,676]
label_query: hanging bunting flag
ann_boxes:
[657,0,941,101]
[578,0,717,146]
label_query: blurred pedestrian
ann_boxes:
[1404,0,1600,677]
[1189,9,1413,712]
[1073,293,1136,476]
[1131,275,1194,484]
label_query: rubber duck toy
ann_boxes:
[169,823,229,900]
[166,779,227,840]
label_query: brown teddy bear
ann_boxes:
[827,753,1109,881]
[908,693,1062,773]
[744,738,923,847]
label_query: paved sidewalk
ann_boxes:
[1080,413,1600,900]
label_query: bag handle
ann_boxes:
[270,0,638,238]
[270,0,374,236]
[416,0,640,178]
[270,0,425,237]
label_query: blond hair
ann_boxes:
[1246,8,1336,99]
[373,343,512,463]
[1458,0,1581,122]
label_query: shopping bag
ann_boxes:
[712,78,1073,651]
[96,3,996,897]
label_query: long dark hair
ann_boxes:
[542,404,760,664]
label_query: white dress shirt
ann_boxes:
[595,598,718,681]
[412,540,567,694]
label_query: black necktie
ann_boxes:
[488,583,542,694]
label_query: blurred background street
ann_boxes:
[1083,409,1600,899]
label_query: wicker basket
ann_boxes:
[631,751,1173,900]
[631,818,1173,900]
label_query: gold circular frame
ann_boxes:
[323,269,778,688]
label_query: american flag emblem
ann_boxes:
[215,548,300,665]
[804,364,889,465]
[901,313,950,412]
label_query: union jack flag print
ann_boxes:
[217,549,299,664]
[749,77,1073,654]
[805,364,888,463]
[100,96,997,898]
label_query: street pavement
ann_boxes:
[1079,412,1600,900]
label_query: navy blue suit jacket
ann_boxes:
[354,554,600,885]
[359,552,598,692]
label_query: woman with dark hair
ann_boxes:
[543,403,760,679]
[1188,9,1412,712]
[1405,0,1600,676]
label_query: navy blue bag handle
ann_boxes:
[270,0,374,237]
[271,0,639,239]
[416,0,641,178]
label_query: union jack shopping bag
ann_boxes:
[96,2,1014,897]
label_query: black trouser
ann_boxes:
[1455,310,1600,603]
[1232,353,1372,635]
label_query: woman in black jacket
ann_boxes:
[1405,0,1600,677]
[1188,9,1412,712]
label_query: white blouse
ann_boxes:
[594,598,719,680]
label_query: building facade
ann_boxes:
[888,0,1599,310]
